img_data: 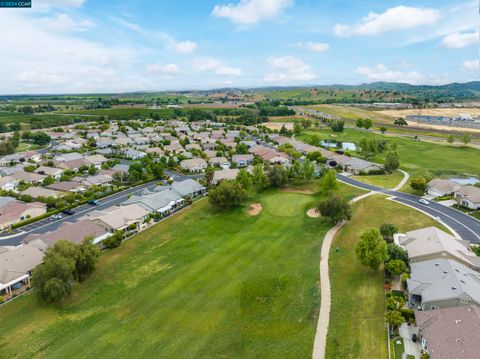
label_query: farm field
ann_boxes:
[0,184,364,359]
[307,104,394,124]
[326,194,449,359]
[299,128,480,180]
[379,107,480,118]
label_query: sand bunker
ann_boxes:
[248,203,263,216]
[307,208,320,218]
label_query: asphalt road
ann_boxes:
[338,174,480,244]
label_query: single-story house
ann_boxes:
[0,244,44,296]
[427,179,462,198]
[170,179,206,198]
[0,176,18,192]
[11,171,46,184]
[85,154,108,169]
[232,154,254,167]
[415,305,480,359]
[124,149,147,160]
[210,157,230,169]
[24,219,111,248]
[395,227,480,270]
[47,181,86,193]
[85,204,150,233]
[21,187,63,199]
[455,186,480,210]
[82,174,112,187]
[180,158,207,173]
[212,169,239,185]
[57,158,90,172]
[0,200,46,229]
[407,258,480,310]
[122,188,184,216]
[34,166,64,180]
[54,152,84,162]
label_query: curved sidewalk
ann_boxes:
[312,191,375,359]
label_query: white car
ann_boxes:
[51,213,63,220]
[418,199,429,205]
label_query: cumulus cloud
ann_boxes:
[146,63,180,75]
[39,13,94,32]
[334,6,440,36]
[173,41,197,54]
[462,60,479,71]
[356,64,424,84]
[212,0,293,25]
[263,56,315,84]
[295,41,330,52]
[441,31,478,48]
[191,57,241,77]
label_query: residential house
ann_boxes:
[232,154,254,168]
[57,158,89,172]
[34,166,64,180]
[85,154,108,169]
[415,305,480,359]
[122,188,184,217]
[82,174,112,187]
[455,186,480,209]
[180,158,207,172]
[21,187,63,199]
[170,179,206,198]
[0,244,44,296]
[395,227,480,270]
[210,157,230,169]
[124,149,147,160]
[407,258,480,310]
[85,204,150,233]
[0,200,46,229]
[11,171,46,184]
[24,219,111,248]
[0,176,18,192]
[54,152,83,162]
[427,179,462,198]
[47,181,86,193]
[212,169,239,185]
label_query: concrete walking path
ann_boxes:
[392,169,409,191]
[312,191,375,359]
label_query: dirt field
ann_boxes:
[378,108,480,118]
[262,122,294,131]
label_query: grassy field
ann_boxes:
[299,128,480,180]
[326,194,449,359]
[0,184,364,358]
[351,170,404,189]
[307,104,394,125]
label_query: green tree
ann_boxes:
[268,164,289,187]
[208,180,246,210]
[252,164,269,191]
[330,120,345,133]
[32,132,51,146]
[380,223,398,242]
[235,169,253,192]
[355,118,364,128]
[103,230,124,249]
[235,143,249,154]
[460,132,471,145]
[385,310,405,330]
[316,194,351,224]
[302,159,315,181]
[385,259,407,276]
[410,176,427,193]
[42,176,55,186]
[293,122,302,135]
[387,243,408,263]
[355,229,388,271]
[447,134,455,144]
[318,169,337,195]
[379,126,387,134]
[384,151,399,173]
[76,238,101,281]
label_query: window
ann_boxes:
[430,306,439,310]
[460,298,468,304]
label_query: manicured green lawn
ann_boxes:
[0,184,364,359]
[326,194,449,359]
[352,170,404,189]
[300,128,480,180]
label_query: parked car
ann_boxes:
[88,199,100,206]
[412,333,417,343]
[419,199,429,205]
[62,209,75,215]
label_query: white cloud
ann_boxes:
[212,0,293,25]
[192,57,222,71]
[173,41,197,54]
[263,56,315,84]
[356,64,424,84]
[39,13,94,32]
[441,31,478,48]
[215,66,242,76]
[146,63,180,75]
[462,60,479,71]
[335,6,440,36]
[295,41,329,52]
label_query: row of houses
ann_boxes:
[394,226,480,358]
[0,178,206,300]
[427,179,480,209]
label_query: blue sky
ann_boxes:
[0,0,478,93]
